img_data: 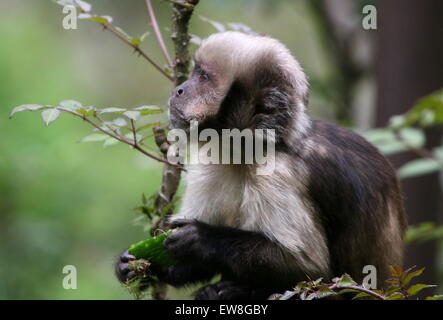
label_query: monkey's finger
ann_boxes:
[120,250,136,262]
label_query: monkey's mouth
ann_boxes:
[168,107,190,130]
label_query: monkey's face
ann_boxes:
[168,61,230,130]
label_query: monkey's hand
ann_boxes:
[115,249,138,283]
[115,247,216,288]
[164,219,215,263]
[115,250,166,285]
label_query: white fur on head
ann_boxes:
[195,31,309,105]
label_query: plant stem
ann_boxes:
[102,24,174,82]
[59,107,181,168]
[130,119,138,146]
[145,0,174,68]
[336,285,386,300]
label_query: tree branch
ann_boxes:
[59,107,181,168]
[72,0,173,81]
[145,0,174,68]
[102,24,174,82]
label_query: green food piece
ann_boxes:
[128,231,175,268]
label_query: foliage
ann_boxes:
[9,101,172,165]
[271,266,443,300]
[361,88,443,179]
[405,222,443,245]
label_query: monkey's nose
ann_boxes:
[175,88,184,97]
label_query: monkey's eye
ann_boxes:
[199,72,209,81]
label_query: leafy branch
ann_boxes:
[271,266,442,301]
[60,0,174,81]
[9,101,182,169]
[145,0,173,68]
[361,88,443,179]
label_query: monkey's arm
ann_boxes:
[165,219,304,290]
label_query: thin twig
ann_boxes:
[145,0,174,68]
[71,0,172,81]
[102,24,174,81]
[59,107,182,168]
[130,119,138,146]
[333,284,385,300]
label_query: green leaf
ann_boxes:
[425,295,443,300]
[388,265,404,279]
[98,107,127,114]
[136,122,161,132]
[41,108,61,126]
[77,107,97,117]
[78,0,91,12]
[123,111,141,121]
[278,290,297,300]
[434,146,443,161]
[407,284,435,296]
[140,31,150,42]
[55,0,90,11]
[227,22,256,35]
[199,16,226,32]
[338,288,361,295]
[112,118,128,127]
[352,292,371,300]
[333,274,357,288]
[59,100,82,111]
[361,128,425,156]
[115,27,131,39]
[402,267,425,286]
[9,104,47,118]
[402,88,443,127]
[103,137,119,147]
[189,34,202,45]
[315,286,336,299]
[80,133,108,143]
[405,223,443,244]
[135,105,163,115]
[397,158,442,179]
[79,14,112,25]
[386,293,404,300]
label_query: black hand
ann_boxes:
[164,219,216,262]
[115,249,137,283]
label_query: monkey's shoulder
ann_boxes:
[295,119,400,221]
[303,119,392,169]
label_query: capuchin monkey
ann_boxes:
[116,31,407,300]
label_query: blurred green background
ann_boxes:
[1,0,442,299]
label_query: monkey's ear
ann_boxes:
[255,87,292,115]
